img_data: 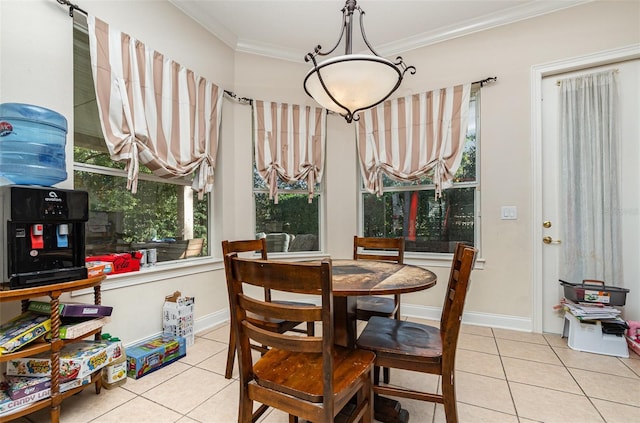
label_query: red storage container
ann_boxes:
[85,252,142,274]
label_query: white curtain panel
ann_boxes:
[559,70,622,285]
[253,101,326,204]
[356,84,471,198]
[87,16,223,199]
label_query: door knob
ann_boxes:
[543,236,561,244]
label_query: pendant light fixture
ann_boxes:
[303,0,416,123]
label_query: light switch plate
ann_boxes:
[501,206,517,220]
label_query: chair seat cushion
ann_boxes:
[356,296,397,319]
[253,346,375,402]
[357,316,443,359]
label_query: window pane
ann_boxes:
[362,188,475,254]
[75,170,209,262]
[254,193,319,253]
[253,167,319,191]
[73,18,209,265]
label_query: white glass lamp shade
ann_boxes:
[304,54,402,115]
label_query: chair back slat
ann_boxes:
[242,320,323,353]
[222,238,271,299]
[222,238,268,259]
[353,236,404,264]
[238,294,322,326]
[232,258,327,294]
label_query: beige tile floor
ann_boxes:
[17,318,640,423]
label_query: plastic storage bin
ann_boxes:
[563,312,629,358]
[560,279,629,306]
[0,103,68,186]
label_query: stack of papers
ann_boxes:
[563,299,622,321]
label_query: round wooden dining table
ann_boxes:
[330,259,438,349]
[330,259,437,423]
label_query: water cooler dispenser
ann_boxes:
[1,185,88,289]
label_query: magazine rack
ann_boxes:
[0,276,106,422]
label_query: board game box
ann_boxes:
[5,340,121,382]
[3,375,51,400]
[126,334,186,379]
[0,312,51,355]
[0,375,92,416]
[28,301,113,317]
[43,316,111,340]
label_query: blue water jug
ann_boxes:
[0,103,68,186]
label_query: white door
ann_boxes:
[540,58,640,334]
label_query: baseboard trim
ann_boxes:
[193,304,534,336]
[402,304,533,332]
[194,308,229,334]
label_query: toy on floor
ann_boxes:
[626,320,640,356]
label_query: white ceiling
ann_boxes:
[168,0,590,63]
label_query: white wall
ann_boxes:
[0,0,235,345]
[1,0,638,342]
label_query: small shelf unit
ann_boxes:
[0,276,106,423]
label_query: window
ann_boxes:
[73,18,209,263]
[253,168,321,254]
[359,88,480,254]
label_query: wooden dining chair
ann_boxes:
[353,236,404,384]
[356,242,478,423]
[224,253,375,423]
[353,236,405,321]
[221,239,315,379]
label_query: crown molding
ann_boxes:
[170,0,591,64]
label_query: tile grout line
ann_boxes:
[491,327,524,423]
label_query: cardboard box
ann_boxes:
[5,340,121,382]
[0,312,51,355]
[163,291,195,346]
[126,335,186,379]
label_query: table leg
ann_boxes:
[333,296,410,422]
[333,296,357,348]
[374,395,409,423]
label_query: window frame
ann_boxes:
[252,168,325,257]
[357,86,482,266]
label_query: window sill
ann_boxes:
[405,252,485,270]
[70,251,483,297]
[70,256,222,297]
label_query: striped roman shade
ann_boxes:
[356,84,471,198]
[253,101,326,203]
[87,16,223,199]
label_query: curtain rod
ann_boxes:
[56,0,87,17]
[55,1,495,102]
[224,90,253,105]
[224,76,497,107]
[474,76,497,87]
